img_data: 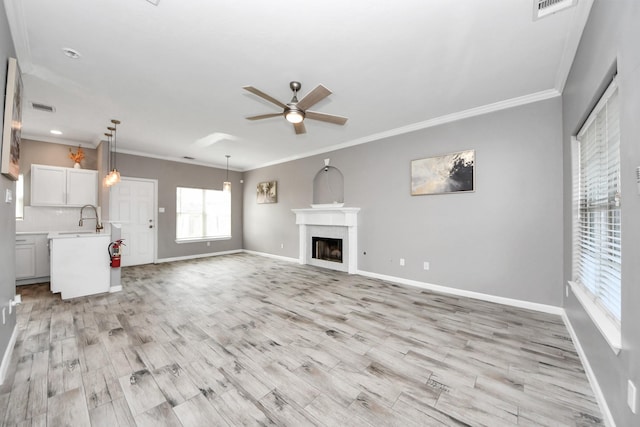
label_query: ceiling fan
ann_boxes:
[243,81,348,135]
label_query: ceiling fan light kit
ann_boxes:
[244,81,347,134]
[285,107,304,124]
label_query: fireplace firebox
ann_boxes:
[312,237,343,263]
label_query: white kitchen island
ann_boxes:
[48,231,111,299]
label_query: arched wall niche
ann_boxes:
[312,162,344,205]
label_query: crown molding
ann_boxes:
[247,89,561,171]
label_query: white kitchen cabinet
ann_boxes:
[15,238,36,278]
[30,164,98,207]
[15,234,50,284]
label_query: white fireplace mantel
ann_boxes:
[292,207,360,274]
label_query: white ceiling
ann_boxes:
[4,0,592,171]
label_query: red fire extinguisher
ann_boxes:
[108,239,125,268]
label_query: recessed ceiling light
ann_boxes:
[50,130,63,135]
[62,47,81,59]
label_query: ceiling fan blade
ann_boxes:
[294,121,306,135]
[296,85,331,111]
[246,113,282,121]
[305,110,348,125]
[243,86,287,109]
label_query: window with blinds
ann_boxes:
[571,77,621,351]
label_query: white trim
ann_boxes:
[107,147,242,172]
[578,77,618,139]
[3,0,34,74]
[568,281,622,354]
[562,312,617,427]
[245,89,561,171]
[242,250,299,264]
[22,88,560,173]
[109,285,122,293]
[16,275,50,286]
[20,134,100,149]
[152,250,615,425]
[242,252,563,314]
[155,249,243,264]
[175,236,231,244]
[0,325,18,385]
[356,269,564,315]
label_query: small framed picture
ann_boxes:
[257,181,277,204]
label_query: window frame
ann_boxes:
[569,77,621,354]
[175,186,231,243]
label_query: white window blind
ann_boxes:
[176,187,231,241]
[573,78,621,333]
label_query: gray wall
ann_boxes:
[244,97,564,306]
[115,153,243,260]
[0,0,17,376]
[19,138,98,171]
[19,139,98,206]
[562,1,640,425]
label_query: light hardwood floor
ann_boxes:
[1,253,603,426]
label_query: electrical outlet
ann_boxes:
[628,380,637,414]
[206,241,210,247]
[423,261,430,270]
[566,285,569,298]
[399,258,405,266]
[2,307,5,325]
[280,243,284,249]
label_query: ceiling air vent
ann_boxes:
[534,0,577,20]
[31,102,56,113]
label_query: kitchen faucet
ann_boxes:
[79,204,104,232]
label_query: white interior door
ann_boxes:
[109,177,157,266]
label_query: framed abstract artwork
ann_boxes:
[1,57,23,180]
[411,150,474,196]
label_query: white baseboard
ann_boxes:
[109,286,123,293]
[126,251,614,425]
[242,250,299,264]
[356,269,564,315]
[155,249,243,264]
[562,312,616,427]
[16,276,50,286]
[0,325,18,385]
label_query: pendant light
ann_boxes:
[223,155,231,192]
[105,119,121,186]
